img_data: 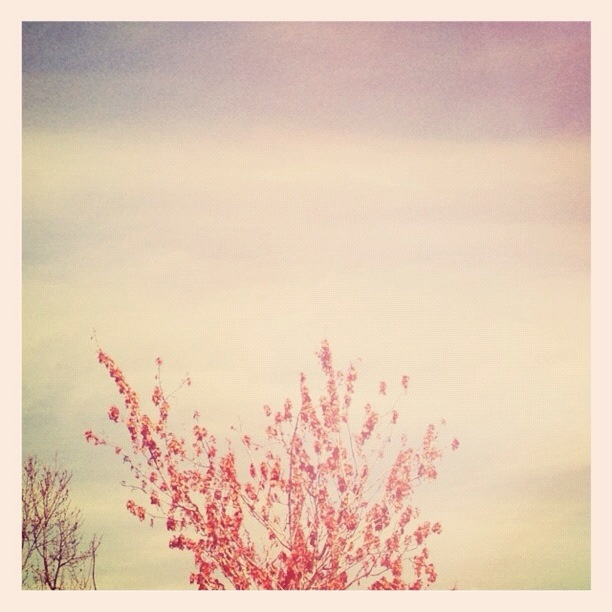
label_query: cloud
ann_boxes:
[23,22,589,138]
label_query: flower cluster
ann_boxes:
[86,342,458,590]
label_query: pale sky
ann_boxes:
[22,21,590,590]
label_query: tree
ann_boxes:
[86,340,458,590]
[22,455,101,590]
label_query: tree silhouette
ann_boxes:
[87,340,458,589]
[22,455,100,589]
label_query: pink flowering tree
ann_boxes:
[86,340,458,589]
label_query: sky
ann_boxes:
[22,21,590,590]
